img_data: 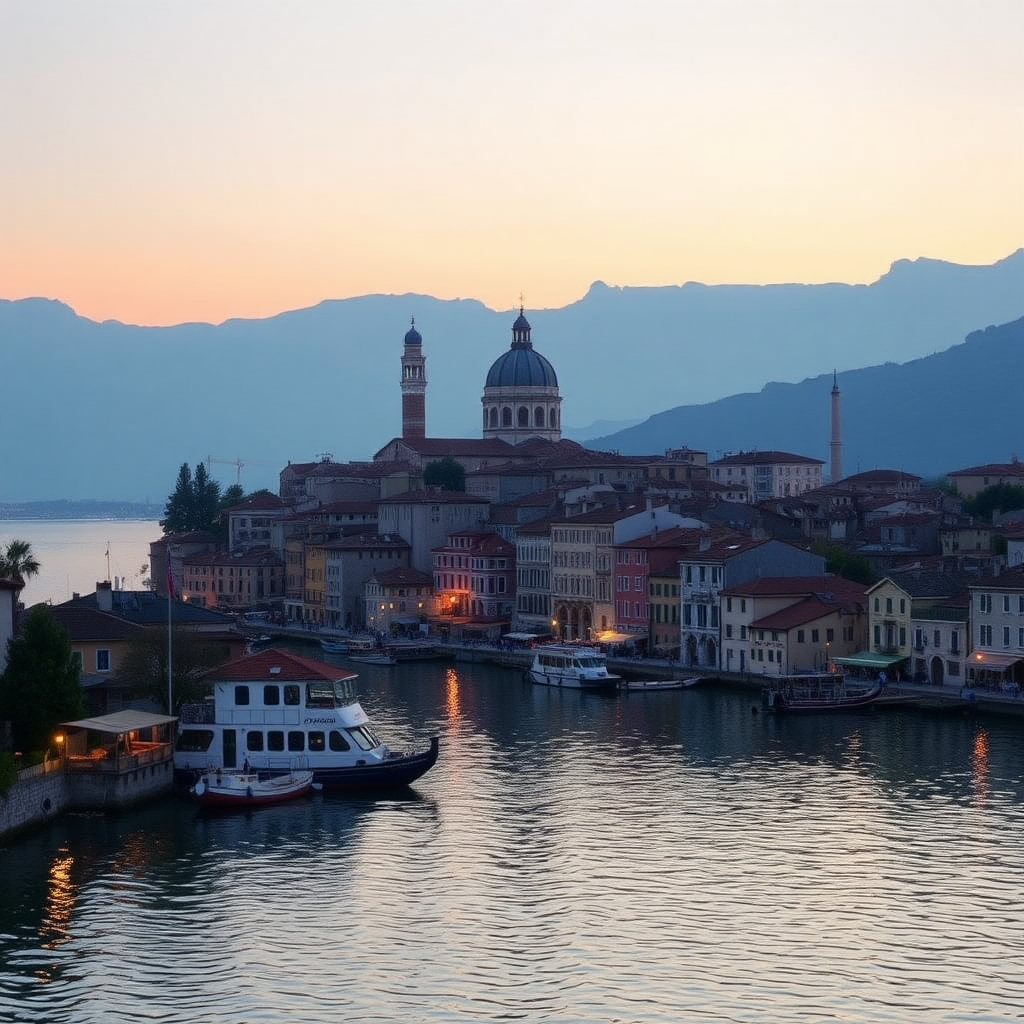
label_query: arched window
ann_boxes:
[502,406,513,427]
[518,406,529,427]
[549,407,557,428]
[488,407,498,428]
[534,406,545,427]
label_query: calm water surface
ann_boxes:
[2,656,1024,1024]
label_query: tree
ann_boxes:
[424,457,466,492]
[115,626,228,714]
[192,462,222,531]
[160,461,224,535]
[963,483,1024,520]
[0,539,40,581]
[0,606,83,753]
[811,541,877,586]
[161,463,194,534]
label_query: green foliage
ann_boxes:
[963,483,1024,520]
[0,539,40,580]
[424,457,466,492]
[0,606,83,753]
[160,461,224,535]
[0,752,15,794]
[811,541,877,586]
[115,626,228,714]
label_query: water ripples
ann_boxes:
[3,670,1024,1022]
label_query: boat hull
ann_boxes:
[528,669,618,689]
[192,771,313,807]
[765,684,882,713]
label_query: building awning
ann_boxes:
[832,651,907,669]
[61,710,177,736]
[504,632,541,641]
[389,616,421,625]
[967,651,1024,670]
[595,631,638,644]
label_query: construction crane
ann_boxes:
[206,456,245,485]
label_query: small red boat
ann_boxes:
[191,768,314,807]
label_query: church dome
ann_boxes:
[404,318,422,345]
[485,346,558,388]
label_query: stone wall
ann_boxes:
[67,759,174,809]
[0,761,69,840]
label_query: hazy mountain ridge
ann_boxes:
[3,249,1023,500]
[586,316,1024,478]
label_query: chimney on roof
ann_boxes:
[96,580,113,612]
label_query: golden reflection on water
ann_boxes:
[444,666,462,729]
[36,848,76,979]
[971,728,989,806]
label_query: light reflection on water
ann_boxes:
[2,660,1024,1023]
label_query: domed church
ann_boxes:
[481,308,561,444]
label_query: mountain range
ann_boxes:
[2,249,1022,500]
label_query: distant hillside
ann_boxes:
[2,249,1023,499]
[586,316,1024,478]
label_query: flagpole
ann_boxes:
[167,559,174,714]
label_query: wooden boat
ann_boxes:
[320,638,349,654]
[619,676,703,692]
[763,673,881,712]
[385,640,448,662]
[348,653,398,665]
[191,768,314,807]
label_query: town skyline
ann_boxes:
[2,1,1022,325]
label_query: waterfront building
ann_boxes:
[966,566,1024,689]
[719,576,866,675]
[679,536,825,670]
[150,531,218,599]
[948,459,1024,499]
[365,566,434,635]
[432,531,515,627]
[377,488,490,573]
[709,451,824,502]
[181,548,284,611]
[514,518,553,636]
[910,597,969,686]
[303,540,328,625]
[648,551,683,657]
[324,534,410,630]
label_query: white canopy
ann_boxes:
[61,710,177,735]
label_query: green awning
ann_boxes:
[833,651,907,669]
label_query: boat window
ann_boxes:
[283,685,300,706]
[347,726,377,751]
[246,731,264,752]
[308,731,325,752]
[329,730,351,752]
[577,657,602,668]
[287,731,305,752]
[234,685,250,706]
[267,731,284,752]
[263,685,280,706]
[333,679,357,704]
[306,682,335,708]
[175,729,214,752]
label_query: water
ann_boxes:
[0,520,159,607]
[3,656,1024,1024]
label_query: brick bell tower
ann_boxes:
[400,318,427,439]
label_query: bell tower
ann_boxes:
[400,318,427,440]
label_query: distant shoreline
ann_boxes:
[1,501,162,522]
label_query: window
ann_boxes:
[726,623,733,638]
[811,629,819,643]
[899,599,906,614]
[634,576,642,591]
[1003,626,1011,648]
[348,726,377,751]
[979,594,992,613]
[886,597,893,613]
[979,624,992,646]
[874,597,880,612]
[263,685,280,705]
[1004,595,1012,613]
[234,685,250,706]
[246,732,264,752]
[267,731,285,751]
[899,627,906,647]
[726,598,732,612]
[329,730,351,751]
[826,628,834,642]
[175,729,214,752]
[308,731,326,752]
[96,649,111,672]
[287,731,305,752]
[797,630,805,643]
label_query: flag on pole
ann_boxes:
[166,561,175,599]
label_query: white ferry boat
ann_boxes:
[174,649,438,789]
[527,645,620,689]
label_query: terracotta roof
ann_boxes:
[323,533,409,551]
[314,501,379,516]
[225,494,289,513]
[201,648,356,683]
[678,537,765,562]
[433,532,514,556]
[751,596,847,630]
[968,564,1024,590]
[949,462,1024,477]
[710,450,823,467]
[61,589,235,626]
[376,437,517,458]
[47,606,148,642]
[183,548,283,567]
[838,469,921,485]
[721,576,865,598]
[369,566,435,587]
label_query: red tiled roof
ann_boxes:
[48,606,148,642]
[376,437,517,458]
[201,648,356,682]
[949,462,1024,477]
[710,450,823,467]
[225,494,290,512]
[183,549,283,567]
[751,596,847,630]
[370,566,435,587]
[379,488,489,505]
[838,469,921,484]
[721,576,865,598]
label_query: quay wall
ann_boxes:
[0,760,69,841]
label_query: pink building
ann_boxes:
[432,530,515,626]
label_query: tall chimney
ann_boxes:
[830,370,843,483]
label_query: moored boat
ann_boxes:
[191,768,314,807]
[174,648,439,789]
[349,653,398,665]
[320,638,349,654]
[528,645,620,689]
[763,673,881,712]
[619,677,702,691]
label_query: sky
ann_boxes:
[2,0,1022,327]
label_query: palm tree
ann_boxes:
[0,539,40,581]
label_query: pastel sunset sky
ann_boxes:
[2,0,1022,326]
